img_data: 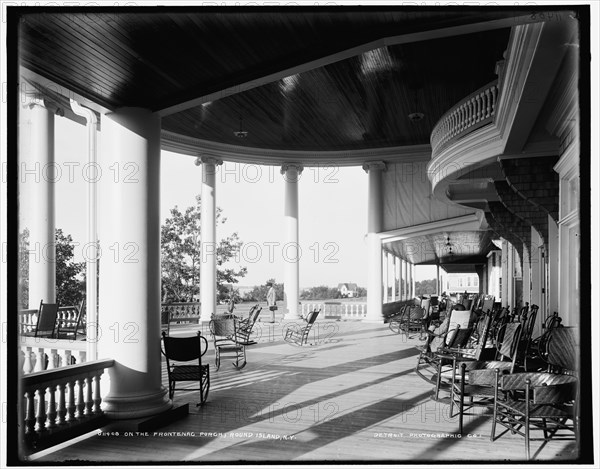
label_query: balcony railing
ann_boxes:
[430,79,499,157]
[21,358,114,453]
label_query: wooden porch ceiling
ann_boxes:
[16,8,516,151]
[384,230,497,266]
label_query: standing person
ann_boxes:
[266,281,277,323]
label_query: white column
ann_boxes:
[382,252,389,304]
[436,265,441,295]
[363,161,386,322]
[70,100,98,360]
[198,156,223,322]
[410,263,415,299]
[99,107,170,419]
[391,256,397,301]
[398,258,404,300]
[282,163,303,319]
[23,99,56,307]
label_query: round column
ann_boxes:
[363,161,386,322]
[98,107,170,419]
[198,156,223,322]
[282,163,303,319]
[23,100,56,307]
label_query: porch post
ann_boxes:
[382,252,389,304]
[98,107,170,419]
[198,156,223,322]
[22,98,56,307]
[410,263,415,299]
[363,161,386,322]
[281,163,303,319]
[391,256,397,301]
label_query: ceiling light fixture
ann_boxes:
[408,88,425,122]
[233,116,248,138]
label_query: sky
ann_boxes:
[18,115,438,289]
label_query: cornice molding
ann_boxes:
[380,213,484,243]
[161,130,431,167]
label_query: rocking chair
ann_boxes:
[209,317,247,370]
[161,331,210,406]
[284,309,320,346]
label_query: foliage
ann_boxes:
[243,278,283,303]
[300,285,341,300]
[18,228,85,308]
[415,278,437,296]
[161,195,247,302]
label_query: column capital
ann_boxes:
[21,93,65,116]
[195,155,223,166]
[362,161,387,173]
[280,163,304,175]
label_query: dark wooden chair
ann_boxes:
[415,308,475,400]
[284,309,320,346]
[161,331,210,406]
[388,304,409,334]
[209,317,247,370]
[22,300,60,338]
[398,305,427,339]
[449,321,523,434]
[237,304,262,345]
[491,327,578,460]
[56,301,86,340]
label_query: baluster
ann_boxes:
[47,385,57,429]
[22,348,33,374]
[93,373,102,414]
[34,348,46,372]
[35,387,47,433]
[84,376,94,416]
[485,88,491,118]
[56,383,67,425]
[477,93,483,121]
[24,391,36,436]
[47,349,58,370]
[59,349,72,368]
[75,379,85,419]
[470,98,477,125]
[491,85,498,115]
[65,381,75,422]
[466,99,473,127]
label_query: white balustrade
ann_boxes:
[21,359,114,453]
[162,302,201,325]
[430,80,499,156]
[20,337,87,375]
[299,302,367,320]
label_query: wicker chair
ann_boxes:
[209,318,247,370]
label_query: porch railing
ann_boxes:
[161,302,201,326]
[430,79,499,157]
[20,337,87,375]
[300,302,367,320]
[19,306,85,335]
[21,358,114,453]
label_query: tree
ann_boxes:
[18,228,85,308]
[243,278,283,303]
[161,195,247,302]
[300,285,340,300]
[415,278,437,296]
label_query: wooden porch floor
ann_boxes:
[33,319,578,463]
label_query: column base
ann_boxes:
[284,308,303,320]
[102,386,172,420]
[362,317,386,324]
